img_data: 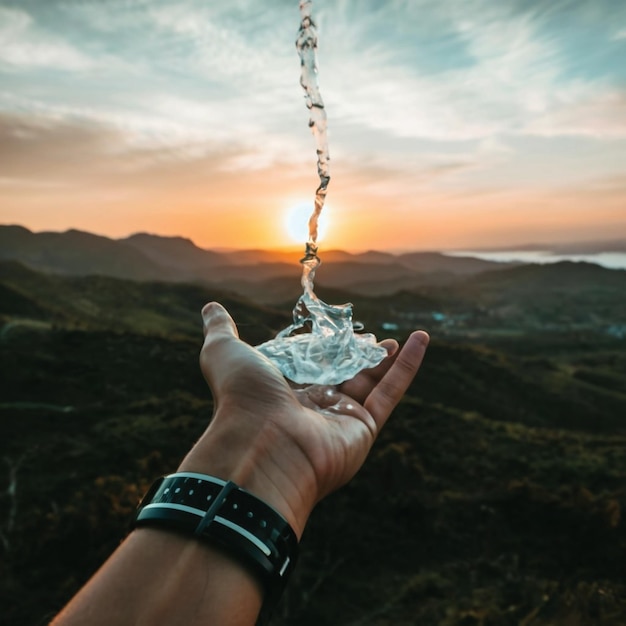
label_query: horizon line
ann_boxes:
[2,222,625,255]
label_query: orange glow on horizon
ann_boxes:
[3,169,625,253]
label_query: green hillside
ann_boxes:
[1,262,625,625]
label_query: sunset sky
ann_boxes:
[1,0,625,252]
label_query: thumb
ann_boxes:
[200,302,245,396]
[201,302,240,340]
[199,301,290,407]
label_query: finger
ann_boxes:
[201,302,239,340]
[200,302,249,392]
[200,302,288,403]
[364,331,429,429]
[339,339,399,404]
[378,338,400,361]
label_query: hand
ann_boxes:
[50,301,429,626]
[179,302,429,538]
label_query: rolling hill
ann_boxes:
[1,229,626,625]
[0,225,514,299]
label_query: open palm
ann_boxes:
[189,302,429,537]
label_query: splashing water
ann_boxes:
[256,0,386,385]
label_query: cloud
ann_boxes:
[0,43,307,157]
[0,6,94,70]
[316,1,560,141]
[5,0,608,151]
[0,0,308,170]
[100,0,297,93]
[526,89,626,138]
[318,0,626,147]
[0,106,309,189]
[564,172,626,199]
[0,176,73,189]
[146,4,266,77]
[0,111,128,181]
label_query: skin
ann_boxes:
[51,302,429,626]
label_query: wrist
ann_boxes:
[131,471,299,625]
[178,410,316,539]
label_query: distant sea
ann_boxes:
[444,250,626,271]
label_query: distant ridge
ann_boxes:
[0,225,170,281]
[123,232,226,273]
[3,224,623,302]
[450,239,626,254]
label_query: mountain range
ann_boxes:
[2,225,625,314]
[2,242,626,625]
[0,225,512,296]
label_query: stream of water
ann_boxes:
[256,0,386,385]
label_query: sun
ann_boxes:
[283,200,330,245]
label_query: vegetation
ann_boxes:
[1,259,625,625]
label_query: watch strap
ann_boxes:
[131,472,298,625]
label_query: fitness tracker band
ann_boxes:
[131,472,299,625]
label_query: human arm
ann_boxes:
[51,301,429,626]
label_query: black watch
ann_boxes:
[131,472,299,626]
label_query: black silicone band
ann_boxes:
[131,472,298,626]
